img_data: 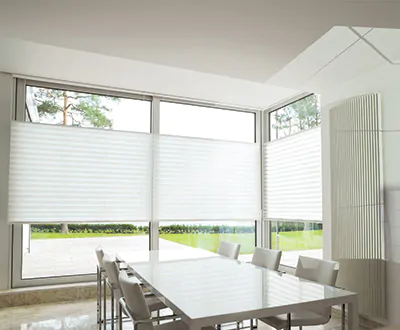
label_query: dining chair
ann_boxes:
[217,241,241,259]
[96,247,130,329]
[251,247,282,271]
[118,270,217,330]
[258,255,339,330]
[102,254,167,330]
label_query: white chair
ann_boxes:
[217,241,241,259]
[258,256,339,330]
[251,247,282,271]
[103,254,167,330]
[96,247,131,330]
[118,270,216,330]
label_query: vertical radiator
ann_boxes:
[330,93,386,319]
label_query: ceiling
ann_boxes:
[1,0,400,108]
[1,0,400,83]
[268,26,400,96]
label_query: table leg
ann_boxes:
[348,299,359,330]
[287,313,291,330]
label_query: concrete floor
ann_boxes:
[22,236,322,279]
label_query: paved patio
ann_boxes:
[22,236,322,279]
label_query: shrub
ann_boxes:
[31,222,322,234]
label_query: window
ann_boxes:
[13,82,152,285]
[160,101,255,143]
[159,221,256,262]
[158,102,258,259]
[266,94,322,267]
[269,94,320,141]
[269,221,323,267]
[11,80,260,287]
[22,222,150,279]
[26,85,151,132]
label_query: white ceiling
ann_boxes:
[268,26,400,96]
[1,0,400,83]
[1,0,400,108]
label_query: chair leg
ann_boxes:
[97,267,101,329]
[250,319,254,330]
[111,289,115,330]
[103,277,107,330]
[118,299,123,330]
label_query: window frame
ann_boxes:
[11,78,262,288]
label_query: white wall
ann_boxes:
[0,72,13,290]
[0,38,299,110]
[321,63,400,324]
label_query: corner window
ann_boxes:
[269,94,320,141]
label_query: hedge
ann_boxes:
[31,222,322,234]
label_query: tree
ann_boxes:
[272,94,320,139]
[33,87,119,234]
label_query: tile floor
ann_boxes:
[0,298,353,330]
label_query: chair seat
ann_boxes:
[146,296,167,312]
[259,310,330,329]
[156,320,215,330]
[127,274,142,285]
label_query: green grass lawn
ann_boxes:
[31,230,322,253]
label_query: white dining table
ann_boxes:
[117,247,359,330]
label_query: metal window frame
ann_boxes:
[11,78,262,288]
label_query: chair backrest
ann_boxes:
[295,255,339,286]
[102,254,123,300]
[251,247,282,271]
[119,270,153,330]
[217,241,241,259]
[95,247,104,268]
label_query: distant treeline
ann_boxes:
[31,223,322,234]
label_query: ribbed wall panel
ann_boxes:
[330,93,385,318]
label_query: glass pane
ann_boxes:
[269,94,320,141]
[159,221,256,261]
[21,85,152,279]
[26,86,151,133]
[22,222,149,278]
[270,221,323,267]
[160,102,255,143]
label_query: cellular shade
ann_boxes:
[8,122,152,223]
[154,135,261,221]
[264,127,322,221]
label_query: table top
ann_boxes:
[119,248,357,324]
